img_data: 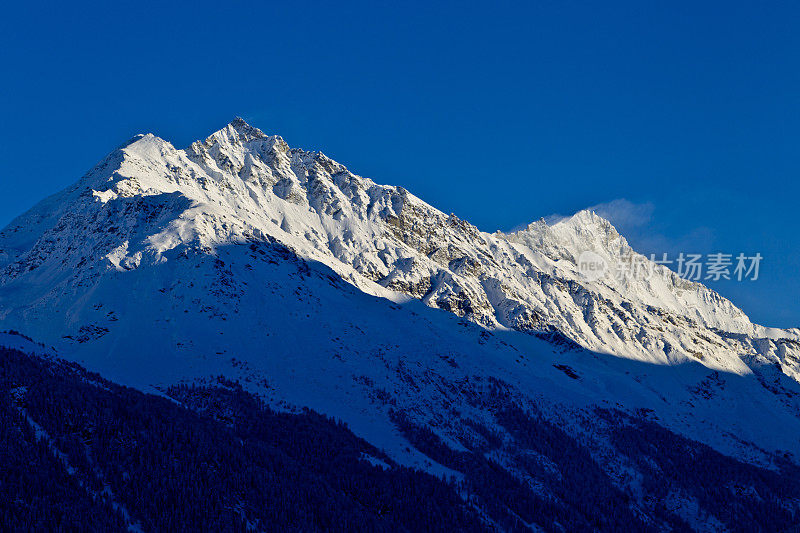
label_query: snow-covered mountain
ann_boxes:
[1,119,800,528]
[1,118,796,378]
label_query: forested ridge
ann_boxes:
[0,346,484,532]
[2,345,799,532]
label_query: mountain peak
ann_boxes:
[516,209,619,240]
[203,117,268,146]
[229,116,257,133]
[551,208,613,229]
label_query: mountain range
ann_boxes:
[1,119,799,531]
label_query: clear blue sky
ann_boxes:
[1,1,798,328]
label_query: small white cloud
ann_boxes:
[587,199,655,232]
[586,198,714,257]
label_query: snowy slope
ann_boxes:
[0,118,799,473]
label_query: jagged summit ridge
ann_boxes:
[0,119,798,383]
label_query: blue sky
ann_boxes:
[1,1,798,327]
